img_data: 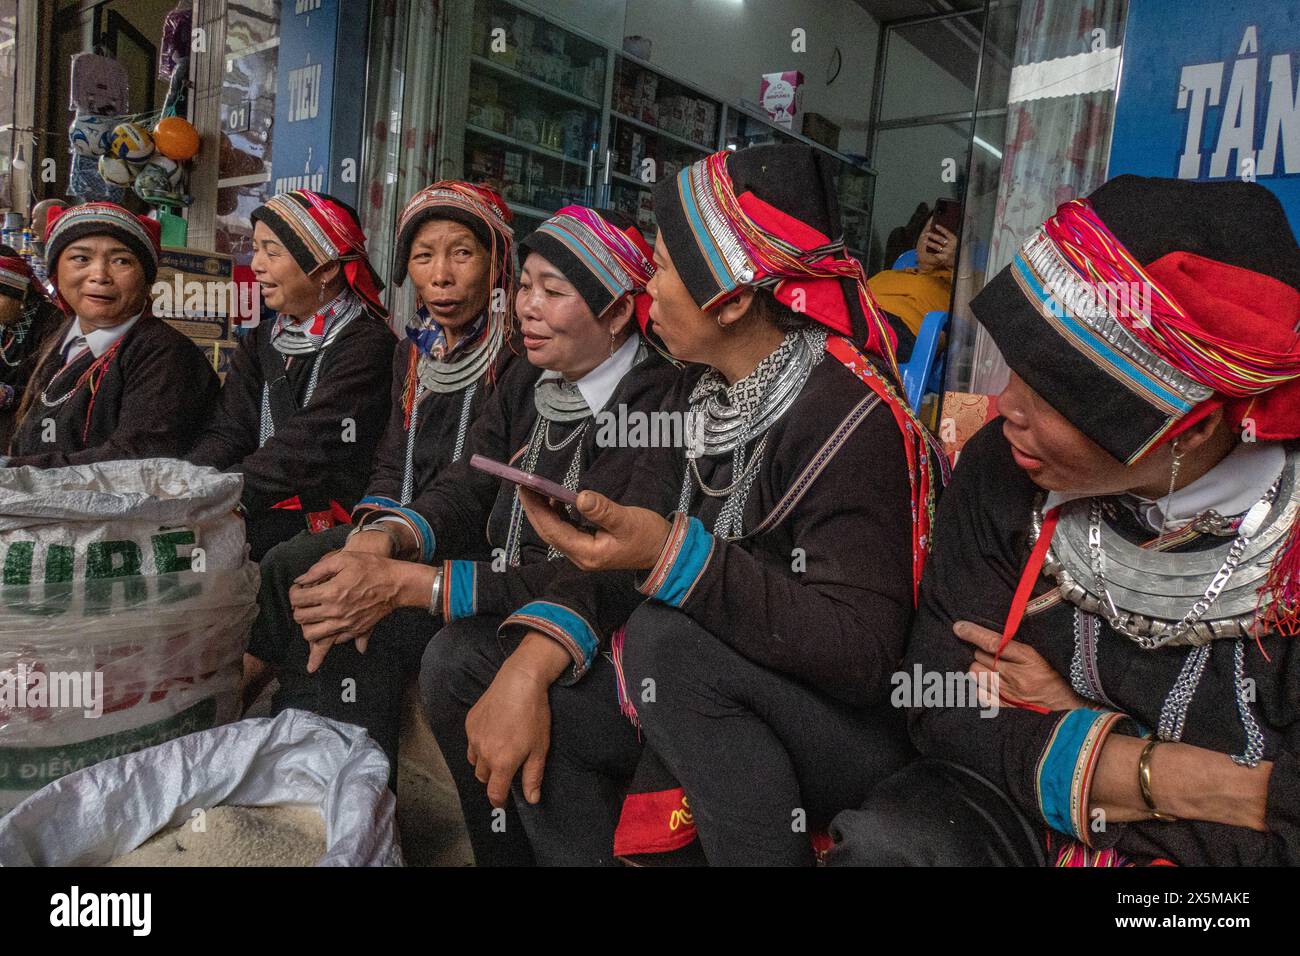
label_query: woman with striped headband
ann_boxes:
[189,190,395,560]
[829,175,1300,867]
[0,245,63,449]
[462,144,945,865]
[240,181,521,761]
[285,207,677,829]
[4,202,218,467]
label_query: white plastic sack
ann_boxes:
[0,459,259,812]
[0,710,403,867]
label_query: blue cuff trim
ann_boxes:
[385,506,435,562]
[511,600,599,672]
[1038,709,1107,838]
[447,560,477,622]
[649,516,714,608]
[356,494,400,511]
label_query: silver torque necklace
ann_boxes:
[416,317,503,394]
[688,327,824,459]
[1036,449,1298,647]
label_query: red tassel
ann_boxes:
[1257,516,1300,637]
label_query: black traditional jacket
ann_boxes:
[906,420,1300,865]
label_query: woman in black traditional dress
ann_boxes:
[4,202,217,468]
[828,176,1300,867]
[429,144,945,865]
[189,190,394,559]
[263,207,678,827]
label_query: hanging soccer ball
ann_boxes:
[133,163,183,205]
[152,116,200,161]
[98,155,136,186]
[69,114,114,157]
[142,154,184,188]
[108,122,154,162]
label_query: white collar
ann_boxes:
[62,311,144,359]
[1045,441,1286,532]
[541,333,640,414]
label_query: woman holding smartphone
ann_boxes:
[439,144,946,866]
[280,207,678,850]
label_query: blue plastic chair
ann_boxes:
[893,249,918,270]
[900,309,948,411]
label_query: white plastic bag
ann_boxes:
[0,459,258,812]
[0,710,403,867]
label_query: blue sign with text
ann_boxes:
[271,0,339,196]
[1109,0,1300,233]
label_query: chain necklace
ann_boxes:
[1086,476,1278,649]
[1036,450,1297,646]
[0,309,36,367]
[40,339,123,408]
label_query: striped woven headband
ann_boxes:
[259,192,344,265]
[1012,226,1214,417]
[0,261,31,294]
[532,208,653,298]
[46,204,159,269]
[397,183,513,241]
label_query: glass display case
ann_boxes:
[453,0,873,255]
[723,106,874,261]
[605,54,721,239]
[465,0,606,236]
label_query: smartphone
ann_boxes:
[469,454,579,506]
[932,197,962,236]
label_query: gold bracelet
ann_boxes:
[1138,738,1178,822]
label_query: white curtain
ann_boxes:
[956,0,1128,394]
[360,0,461,332]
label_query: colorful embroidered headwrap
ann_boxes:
[251,190,388,321]
[976,175,1300,635]
[43,202,162,310]
[654,145,902,384]
[655,144,947,601]
[520,205,655,332]
[392,180,514,286]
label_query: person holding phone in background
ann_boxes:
[867,198,960,355]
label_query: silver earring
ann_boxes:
[609,330,616,356]
[1158,440,1183,536]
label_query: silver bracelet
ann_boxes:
[428,567,443,617]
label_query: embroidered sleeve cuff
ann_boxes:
[442,559,477,622]
[352,494,401,519]
[359,506,435,562]
[501,601,600,683]
[637,513,715,608]
[1036,708,1131,846]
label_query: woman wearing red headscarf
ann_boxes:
[4,203,218,467]
[441,145,946,865]
[189,190,395,560]
[283,207,678,822]
[827,176,1300,868]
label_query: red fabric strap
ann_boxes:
[994,506,1061,714]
